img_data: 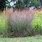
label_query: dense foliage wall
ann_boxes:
[0,0,42,11]
[6,0,41,8]
[0,0,6,11]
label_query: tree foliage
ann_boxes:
[0,0,42,9]
[31,0,41,8]
[23,0,31,7]
[40,0,42,5]
[15,0,41,8]
[15,0,25,9]
[0,0,6,11]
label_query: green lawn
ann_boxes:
[0,35,42,42]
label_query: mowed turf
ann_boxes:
[0,35,42,42]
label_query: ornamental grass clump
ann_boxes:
[8,19,34,37]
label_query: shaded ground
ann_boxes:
[0,35,42,42]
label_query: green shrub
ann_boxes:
[0,14,8,33]
[31,11,42,34]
